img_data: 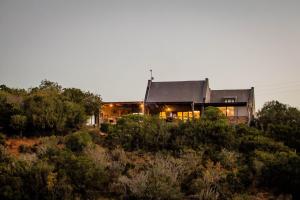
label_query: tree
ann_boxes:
[24,92,66,132]
[202,106,227,122]
[10,115,27,136]
[257,101,300,130]
[64,101,87,130]
[257,101,300,151]
[65,131,92,152]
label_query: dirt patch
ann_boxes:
[6,138,40,156]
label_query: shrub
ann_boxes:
[65,131,92,152]
[188,161,227,199]
[10,115,27,136]
[59,155,109,199]
[202,106,227,123]
[258,152,300,198]
[18,144,33,154]
[0,132,6,145]
[118,154,184,199]
[100,122,110,133]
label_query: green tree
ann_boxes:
[257,101,300,151]
[65,131,92,152]
[64,101,87,130]
[10,115,27,136]
[257,101,300,130]
[202,106,227,123]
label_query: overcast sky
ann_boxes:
[0,0,300,110]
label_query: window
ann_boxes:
[159,112,166,119]
[194,111,200,119]
[177,111,200,121]
[183,112,189,121]
[218,107,235,116]
[224,98,236,103]
[226,107,234,116]
[218,107,227,115]
[177,112,183,120]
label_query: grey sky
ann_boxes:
[0,0,300,110]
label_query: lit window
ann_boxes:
[218,107,227,115]
[218,107,235,116]
[226,107,235,116]
[183,112,189,121]
[194,111,200,119]
[159,112,166,119]
[177,112,183,120]
[189,112,193,119]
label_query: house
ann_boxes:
[101,101,144,124]
[101,78,255,124]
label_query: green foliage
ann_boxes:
[257,101,300,130]
[257,100,300,151]
[64,101,87,130]
[65,131,92,152]
[202,106,227,123]
[0,132,5,146]
[10,115,27,136]
[0,80,101,135]
[100,122,110,133]
[1,96,300,199]
[107,114,235,152]
[117,155,184,199]
[256,151,300,198]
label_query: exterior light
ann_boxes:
[109,104,113,107]
[140,104,144,108]
[166,107,171,112]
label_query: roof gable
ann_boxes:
[145,80,206,103]
[210,89,251,103]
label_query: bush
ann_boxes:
[0,132,5,145]
[258,152,300,198]
[18,144,33,154]
[100,122,110,133]
[65,131,92,152]
[118,154,184,199]
[10,115,27,136]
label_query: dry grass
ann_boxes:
[5,137,40,156]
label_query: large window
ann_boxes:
[160,111,201,121]
[177,111,200,121]
[218,107,235,116]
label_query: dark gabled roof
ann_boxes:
[210,89,252,103]
[145,80,206,103]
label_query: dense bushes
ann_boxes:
[1,99,300,199]
[257,100,300,151]
[0,80,101,135]
[106,108,235,152]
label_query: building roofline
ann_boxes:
[103,101,143,105]
[150,80,206,83]
[211,89,253,92]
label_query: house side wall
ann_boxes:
[235,106,248,117]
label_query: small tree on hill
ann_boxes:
[202,106,227,122]
[10,114,27,136]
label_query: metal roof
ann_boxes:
[145,80,206,103]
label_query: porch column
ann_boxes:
[200,105,204,117]
[191,102,195,120]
